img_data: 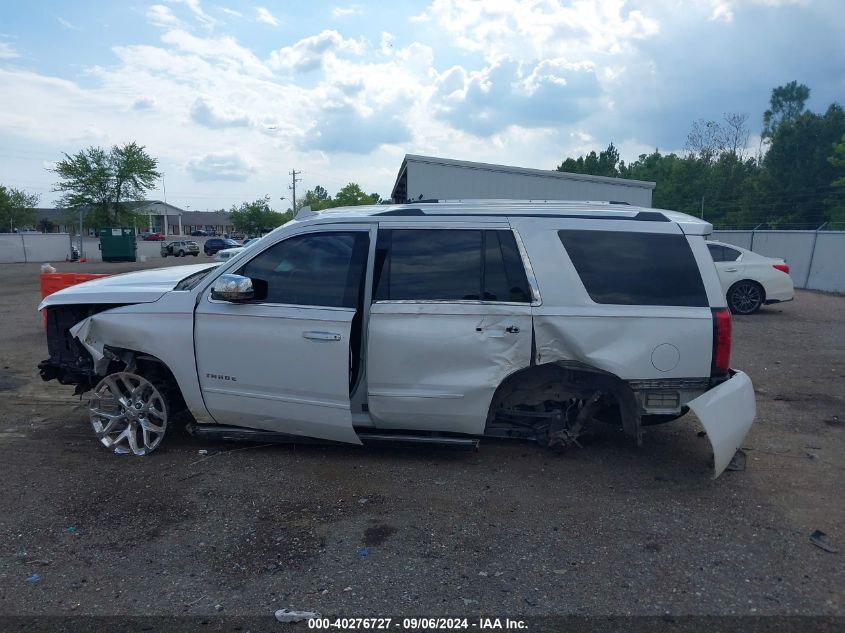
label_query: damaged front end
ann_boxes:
[38,304,124,394]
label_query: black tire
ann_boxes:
[727,280,764,315]
[178,250,185,257]
[192,252,198,257]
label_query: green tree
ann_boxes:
[757,103,845,226]
[762,81,810,140]
[300,185,335,211]
[0,184,40,232]
[829,132,845,187]
[229,195,292,235]
[557,143,622,177]
[333,183,380,207]
[51,142,160,227]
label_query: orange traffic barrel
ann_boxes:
[40,272,111,327]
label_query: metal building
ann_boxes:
[391,154,656,207]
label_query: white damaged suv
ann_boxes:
[38,201,755,476]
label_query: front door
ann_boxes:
[194,226,371,443]
[366,226,535,435]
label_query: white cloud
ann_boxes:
[219,7,243,18]
[175,0,218,28]
[256,7,280,26]
[190,97,251,128]
[0,42,19,59]
[56,16,79,30]
[268,30,364,73]
[415,0,659,62]
[159,29,272,77]
[186,152,256,181]
[332,5,362,18]
[147,5,183,28]
[132,97,157,111]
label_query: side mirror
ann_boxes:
[211,274,254,303]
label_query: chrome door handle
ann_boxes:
[302,331,342,341]
[724,268,738,272]
[505,325,520,334]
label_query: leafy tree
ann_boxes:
[757,103,845,226]
[300,185,335,211]
[557,143,622,177]
[51,142,160,227]
[762,81,810,140]
[334,183,380,207]
[229,195,292,235]
[829,132,845,187]
[0,184,40,231]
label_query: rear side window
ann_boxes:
[708,243,740,262]
[558,230,708,307]
[373,229,530,302]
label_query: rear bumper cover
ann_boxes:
[687,370,756,478]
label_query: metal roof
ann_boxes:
[392,154,656,202]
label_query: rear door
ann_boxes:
[194,225,372,443]
[515,218,716,380]
[366,225,534,435]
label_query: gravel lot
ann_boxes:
[0,260,842,623]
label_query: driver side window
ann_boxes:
[237,231,369,308]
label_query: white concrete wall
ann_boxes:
[713,230,845,293]
[407,162,654,207]
[0,233,74,263]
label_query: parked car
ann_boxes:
[706,240,794,315]
[37,201,755,477]
[161,240,200,257]
[190,230,209,237]
[214,247,244,261]
[203,238,240,255]
[143,233,166,241]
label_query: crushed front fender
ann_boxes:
[687,370,756,478]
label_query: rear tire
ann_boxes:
[178,250,185,257]
[728,280,764,315]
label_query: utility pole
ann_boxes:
[289,169,302,212]
[700,195,705,219]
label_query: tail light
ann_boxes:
[711,308,732,379]
[773,263,790,275]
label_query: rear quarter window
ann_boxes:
[558,230,708,307]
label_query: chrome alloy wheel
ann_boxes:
[729,281,763,315]
[89,372,168,455]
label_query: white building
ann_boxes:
[391,154,656,207]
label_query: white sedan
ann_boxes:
[213,246,244,261]
[707,240,794,314]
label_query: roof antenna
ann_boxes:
[418,194,423,200]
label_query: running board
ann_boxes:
[357,433,479,451]
[188,425,480,451]
[189,425,338,445]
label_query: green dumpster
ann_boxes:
[98,227,137,262]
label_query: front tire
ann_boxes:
[88,372,170,456]
[728,280,764,315]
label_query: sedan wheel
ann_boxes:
[728,281,763,315]
[89,372,168,455]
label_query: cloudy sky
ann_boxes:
[0,0,841,210]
